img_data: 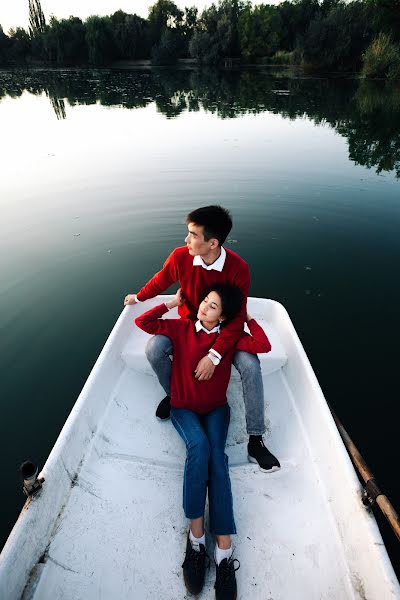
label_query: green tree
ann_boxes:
[85,16,116,65]
[148,0,183,46]
[7,27,31,62]
[239,4,281,59]
[111,11,150,59]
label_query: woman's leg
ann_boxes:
[171,407,210,595]
[202,404,236,536]
[170,408,210,524]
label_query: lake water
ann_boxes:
[0,68,399,574]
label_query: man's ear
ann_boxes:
[219,316,226,323]
[209,238,219,249]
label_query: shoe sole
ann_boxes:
[156,415,171,421]
[248,455,281,473]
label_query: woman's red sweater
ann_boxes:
[135,304,271,414]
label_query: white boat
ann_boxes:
[0,297,399,600]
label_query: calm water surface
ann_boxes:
[1,68,399,573]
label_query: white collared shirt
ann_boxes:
[193,246,226,272]
[195,320,220,335]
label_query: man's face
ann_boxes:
[185,222,215,256]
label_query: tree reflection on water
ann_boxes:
[1,67,399,178]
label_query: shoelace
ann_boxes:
[182,546,210,572]
[216,557,240,590]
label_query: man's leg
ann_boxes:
[145,334,172,419]
[232,350,280,472]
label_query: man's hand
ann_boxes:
[194,355,216,381]
[124,294,138,306]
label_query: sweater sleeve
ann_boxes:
[136,250,179,301]
[209,261,250,359]
[236,319,272,354]
[135,304,180,339]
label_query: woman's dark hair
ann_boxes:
[205,283,244,325]
[186,205,232,246]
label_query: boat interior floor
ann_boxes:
[24,366,357,600]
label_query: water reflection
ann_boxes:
[1,68,400,178]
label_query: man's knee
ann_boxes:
[233,350,260,374]
[145,335,172,362]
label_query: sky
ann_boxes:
[0,0,277,33]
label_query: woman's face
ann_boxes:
[197,291,224,326]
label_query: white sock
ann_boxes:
[189,529,205,552]
[215,543,233,565]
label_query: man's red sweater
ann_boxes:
[135,304,271,414]
[136,246,250,359]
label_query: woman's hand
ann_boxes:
[246,312,253,322]
[166,288,184,310]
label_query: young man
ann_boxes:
[124,205,280,472]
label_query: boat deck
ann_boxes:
[3,298,397,600]
[25,368,352,599]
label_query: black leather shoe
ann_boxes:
[182,533,209,595]
[214,556,240,600]
[248,437,280,472]
[155,395,171,420]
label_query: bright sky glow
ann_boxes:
[0,0,279,33]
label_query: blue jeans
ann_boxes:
[146,334,266,435]
[171,404,236,535]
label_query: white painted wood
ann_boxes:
[0,297,398,600]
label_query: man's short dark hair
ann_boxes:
[186,205,232,246]
[206,283,244,325]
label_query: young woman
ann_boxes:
[135,283,271,599]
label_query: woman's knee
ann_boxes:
[187,435,210,464]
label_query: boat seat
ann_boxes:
[121,312,287,378]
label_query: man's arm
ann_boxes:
[124,249,179,306]
[194,261,250,380]
[236,315,272,354]
[209,263,250,359]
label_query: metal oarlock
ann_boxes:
[20,461,45,497]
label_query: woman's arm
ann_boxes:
[134,289,184,336]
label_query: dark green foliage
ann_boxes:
[86,16,116,65]
[151,28,180,64]
[239,4,281,59]
[300,1,374,70]
[361,33,400,79]
[111,11,150,59]
[45,17,87,63]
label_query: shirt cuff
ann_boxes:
[164,302,171,310]
[209,348,222,361]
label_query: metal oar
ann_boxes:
[329,406,400,543]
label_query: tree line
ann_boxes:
[0,0,399,77]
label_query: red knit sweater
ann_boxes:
[135,304,271,414]
[136,246,250,359]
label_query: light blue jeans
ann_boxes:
[145,334,266,435]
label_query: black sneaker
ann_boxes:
[182,533,210,595]
[248,438,280,473]
[214,556,240,600]
[155,395,171,420]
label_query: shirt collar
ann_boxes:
[193,246,226,272]
[195,320,221,335]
